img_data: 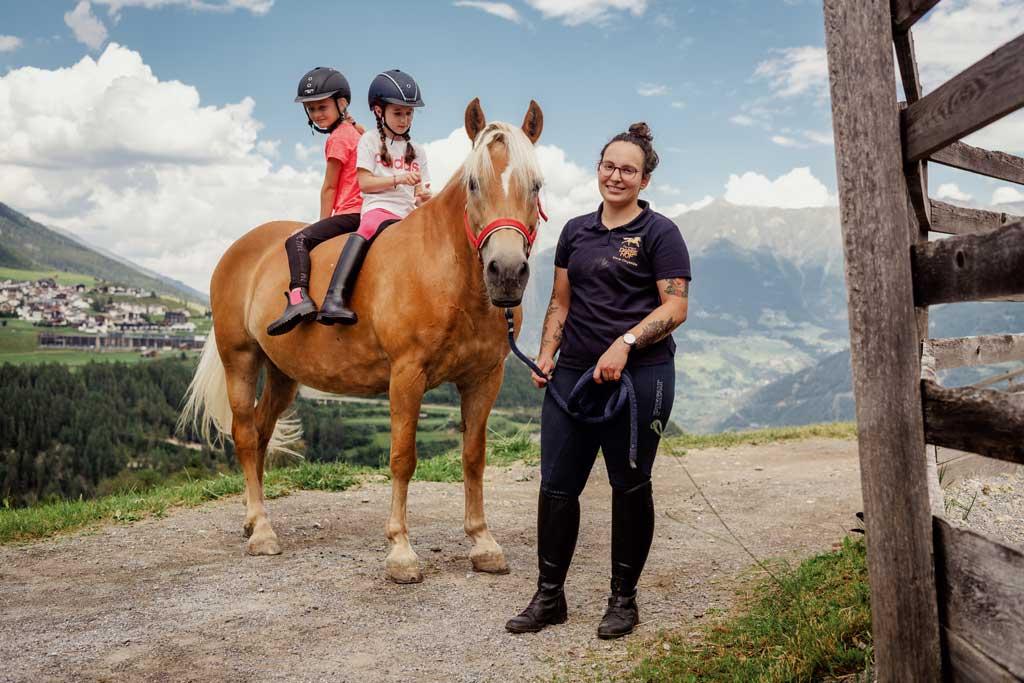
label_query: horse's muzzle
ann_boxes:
[484,255,529,308]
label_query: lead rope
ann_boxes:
[503,308,639,468]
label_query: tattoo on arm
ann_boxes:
[635,317,675,349]
[540,298,564,352]
[664,278,689,299]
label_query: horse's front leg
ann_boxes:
[385,360,427,584]
[458,366,509,574]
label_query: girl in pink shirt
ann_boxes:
[267,67,366,336]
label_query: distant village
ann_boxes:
[0,277,207,351]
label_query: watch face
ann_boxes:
[623,333,636,345]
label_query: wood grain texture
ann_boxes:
[891,0,942,32]
[931,142,1024,186]
[922,379,1024,463]
[825,1,942,678]
[935,517,1024,679]
[894,30,922,102]
[942,628,1020,682]
[912,221,1024,306]
[929,200,1021,236]
[904,34,1024,162]
[930,334,1024,370]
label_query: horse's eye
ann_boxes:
[468,177,478,192]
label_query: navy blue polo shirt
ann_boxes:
[554,200,691,369]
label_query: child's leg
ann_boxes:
[284,214,361,289]
[356,209,402,242]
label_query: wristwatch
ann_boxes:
[622,332,636,348]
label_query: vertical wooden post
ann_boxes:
[823,1,942,680]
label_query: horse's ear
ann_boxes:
[465,98,486,142]
[521,100,543,144]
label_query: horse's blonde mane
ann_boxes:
[461,122,543,194]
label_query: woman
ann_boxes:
[506,123,691,639]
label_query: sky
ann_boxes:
[1,0,1022,292]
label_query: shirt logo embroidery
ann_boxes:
[617,236,641,263]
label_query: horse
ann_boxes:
[180,98,545,584]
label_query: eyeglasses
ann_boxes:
[598,161,640,181]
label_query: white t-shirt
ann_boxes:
[356,131,430,218]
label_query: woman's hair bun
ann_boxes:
[628,122,653,142]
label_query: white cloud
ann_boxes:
[771,135,805,148]
[0,35,23,52]
[92,0,273,18]
[65,1,109,50]
[935,183,973,202]
[752,46,828,99]
[453,1,522,22]
[724,167,834,208]
[294,142,319,164]
[730,114,756,126]
[670,100,686,109]
[256,139,280,159]
[992,186,1024,204]
[802,129,833,146]
[524,0,647,26]
[637,82,668,97]
[659,195,714,217]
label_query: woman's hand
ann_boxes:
[531,355,555,388]
[593,340,629,384]
[396,171,421,187]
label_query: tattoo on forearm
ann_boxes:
[540,298,564,351]
[635,317,675,349]
[664,278,689,299]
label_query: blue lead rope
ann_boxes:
[504,308,639,468]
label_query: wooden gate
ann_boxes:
[823,1,1024,680]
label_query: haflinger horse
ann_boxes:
[180,98,545,584]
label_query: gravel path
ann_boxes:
[944,466,1024,550]
[0,439,863,683]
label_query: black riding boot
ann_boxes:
[266,287,317,336]
[506,491,580,634]
[317,234,369,325]
[598,480,655,639]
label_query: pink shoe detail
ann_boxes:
[288,288,305,306]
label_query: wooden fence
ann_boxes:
[823,0,1024,680]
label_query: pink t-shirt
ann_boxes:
[325,123,363,216]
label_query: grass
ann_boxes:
[0,460,368,544]
[624,536,871,683]
[0,267,97,287]
[664,422,857,453]
[0,350,149,366]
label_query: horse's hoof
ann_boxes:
[246,532,282,556]
[470,546,509,574]
[386,557,423,584]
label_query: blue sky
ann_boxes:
[1,0,1022,290]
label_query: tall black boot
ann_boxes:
[505,491,580,634]
[598,480,654,639]
[317,234,369,325]
[266,287,317,336]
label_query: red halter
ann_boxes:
[464,198,549,255]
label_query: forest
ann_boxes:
[0,357,542,508]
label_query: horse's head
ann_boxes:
[461,98,545,308]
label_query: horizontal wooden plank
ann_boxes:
[892,0,942,33]
[929,199,1020,236]
[931,142,1024,186]
[929,334,1024,370]
[943,626,1020,682]
[922,379,1024,463]
[935,517,1024,679]
[904,34,1024,162]
[913,221,1024,306]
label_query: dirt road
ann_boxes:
[0,439,862,682]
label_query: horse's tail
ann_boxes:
[178,328,233,448]
[177,329,304,457]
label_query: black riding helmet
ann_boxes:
[368,69,425,111]
[295,67,352,134]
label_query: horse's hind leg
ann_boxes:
[254,361,299,489]
[223,347,281,555]
[385,360,427,584]
[457,367,508,574]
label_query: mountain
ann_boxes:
[0,202,207,304]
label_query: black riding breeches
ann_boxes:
[539,361,675,499]
[285,212,361,290]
